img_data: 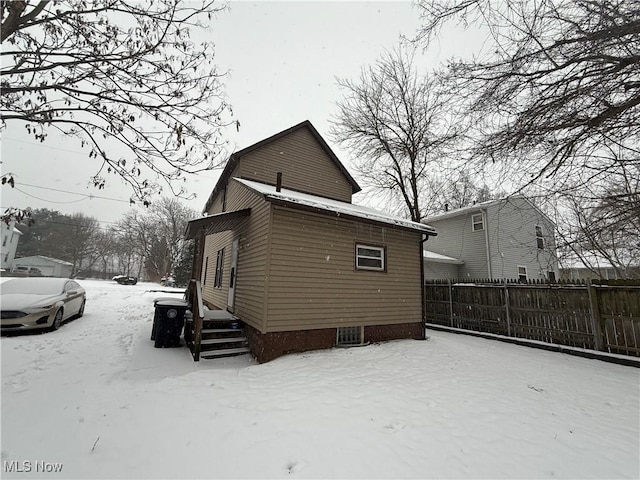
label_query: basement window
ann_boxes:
[337,326,363,346]
[355,244,385,271]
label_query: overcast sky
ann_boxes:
[1,1,476,228]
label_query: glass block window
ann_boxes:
[337,326,363,346]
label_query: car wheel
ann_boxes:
[77,299,86,318]
[51,309,63,330]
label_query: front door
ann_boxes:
[227,239,239,311]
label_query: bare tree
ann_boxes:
[554,164,640,279]
[116,197,196,281]
[1,0,233,203]
[331,47,462,222]
[415,0,640,270]
[62,213,101,276]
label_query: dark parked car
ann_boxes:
[116,276,138,285]
[1,277,86,331]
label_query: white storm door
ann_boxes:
[227,239,239,310]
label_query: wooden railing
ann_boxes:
[185,279,205,361]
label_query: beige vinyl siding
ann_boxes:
[237,127,354,203]
[266,206,422,332]
[201,231,233,306]
[226,180,272,332]
[201,179,272,332]
[207,192,225,215]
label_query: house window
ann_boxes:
[535,225,545,249]
[355,244,385,271]
[518,266,528,282]
[472,213,484,232]
[214,249,225,288]
[337,326,363,346]
[548,271,556,282]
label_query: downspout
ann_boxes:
[420,233,429,340]
[482,208,492,279]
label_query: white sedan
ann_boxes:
[1,278,86,332]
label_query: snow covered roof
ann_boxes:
[235,178,437,235]
[423,250,464,265]
[423,195,549,224]
[15,255,73,266]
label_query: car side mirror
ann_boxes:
[66,290,78,296]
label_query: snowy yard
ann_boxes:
[1,279,639,479]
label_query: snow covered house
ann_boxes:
[423,197,559,281]
[185,120,437,362]
[11,255,73,278]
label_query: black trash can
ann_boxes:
[153,299,189,348]
[151,297,185,341]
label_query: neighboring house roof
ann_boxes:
[236,178,437,235]
[423,250,464,265]
[15,255,73,266]
[203,120,362,214]
[423,195,553,225]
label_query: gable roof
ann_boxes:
[203,120,362,213]
[423,195,554,225]
[15,255,73,266]
[236,178,437,236]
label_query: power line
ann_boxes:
[2,136,89,156]
[14,182,132,203]
[14,187,91,204]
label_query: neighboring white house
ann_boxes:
[12,255,73,278]
[1,221,22,270]
[423,196,559,281]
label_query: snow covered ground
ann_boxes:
[1,279,639,479]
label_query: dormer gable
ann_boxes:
[204,120,361,214]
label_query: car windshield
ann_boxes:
[1,279,64,295]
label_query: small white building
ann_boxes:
[12,255,73,278]
[1,221,22,270]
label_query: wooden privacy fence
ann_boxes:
[424,279,640,357]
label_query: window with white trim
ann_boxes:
[535,225,545,249]
[472,213,484,232]
[518,265,528,282]
[355,244,385,271]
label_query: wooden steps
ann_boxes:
[200,346,251,359]
[187,310,250,360]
